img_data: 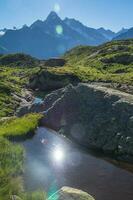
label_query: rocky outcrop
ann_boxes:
[44,58,66,67]
[29,71,80,91]
[48,187,95,200]
[41,83,133,162]
[16,83,133,162]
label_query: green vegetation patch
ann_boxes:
[0,53,38,67]
[61,39,133,84]
[0,66,39,118]
[0,113,43,138]
[0,137,24,199]
[20,190,47,200]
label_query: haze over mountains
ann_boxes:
[0,11,132,59]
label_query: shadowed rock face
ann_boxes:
[29,71,80,91]
[44,58,66,67]
[41,84,133,162]
[48,187,95,200]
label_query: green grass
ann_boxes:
[0,66,40,118]
[0,137,24,200]
[0,53,38,67]
[0,113,43,138]
[59,39,133,84]
[0,113,44,199]
[0,136,47,200]
[20,190,47,200]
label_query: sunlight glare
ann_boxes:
[54,3,60,13]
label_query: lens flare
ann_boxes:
[56,25,63,35]
[54,3,60,13]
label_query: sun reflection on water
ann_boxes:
[53,147,65,162]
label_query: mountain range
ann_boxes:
[0,11,132,59]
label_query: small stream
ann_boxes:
[23,127,133,200]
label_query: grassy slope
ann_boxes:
[49,39,133,84]
[0,137,24,200]
[0,66,39,118]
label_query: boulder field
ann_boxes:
[17,83,133,162]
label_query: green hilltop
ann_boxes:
[62,39,133,84]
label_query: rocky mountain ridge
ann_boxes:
[0,11,131,59]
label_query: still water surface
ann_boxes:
[23,127,133,200]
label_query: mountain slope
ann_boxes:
[0,12,108,59]
[113,27,133,40]
[64,18,107,44]
[114,28,128,38]
[97,28,116,40]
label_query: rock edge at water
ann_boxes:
[48,186,95,200]
[41,83,133,162]
[17,83,133,162]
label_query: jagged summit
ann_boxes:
[0,11,132,59]
[46,11,61,23]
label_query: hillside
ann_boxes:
[34,40,133,88]
[0,53,38,67]
[59,39,133,84]
[0,65,39,118]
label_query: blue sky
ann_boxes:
[0,0,132,32]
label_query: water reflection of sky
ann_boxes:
[33,97,43,104]
[23,127,133,200]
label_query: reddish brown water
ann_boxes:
[23,127,133,200]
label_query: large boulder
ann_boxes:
[48,187,95,200]
[16,83,133,162]
[41,83,133,162]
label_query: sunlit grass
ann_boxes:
[0,137,24,199]
[0,113,43,138]
[0,66,40,118]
